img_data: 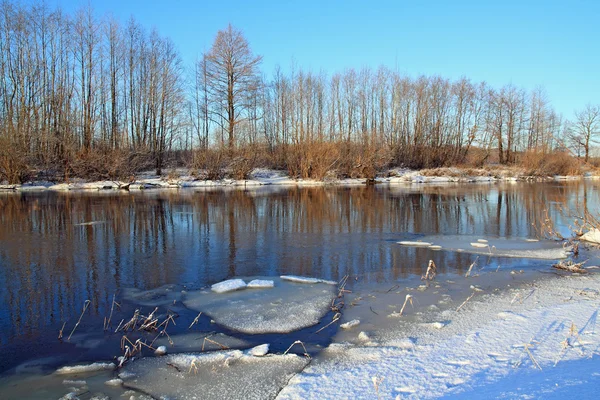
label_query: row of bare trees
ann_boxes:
[0,1,185,182]
[1,1,598,183]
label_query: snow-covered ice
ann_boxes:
[403,235,570,259]
[280,275,337,285]
[55,362,115,375]
[121,350,309,400]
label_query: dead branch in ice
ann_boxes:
[552,259,587,273]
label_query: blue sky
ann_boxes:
[40,0,599,119]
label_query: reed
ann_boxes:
[67,300,91,341]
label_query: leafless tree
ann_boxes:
[204,24,262,150]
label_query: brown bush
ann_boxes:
[520,150,581,176]
[0,137,31,184]
[67,147,153,181]
[285,142,340,180]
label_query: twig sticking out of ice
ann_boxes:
[55,362,115,375]
[398,241,433,247]
[247,279,275,289]
[280,275,337,285]
[211,279,247,293]
[340,319,361,329]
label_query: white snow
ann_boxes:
[211,278,247,293]
[183,277,337,334]
[247,279,275,288]
[154,346,167,356]
[280,275,337,285]
[276,273,600,399]
[6,167,587,193]
[55,362,115,375]
[580,228,600,244]
[340,319,361,329]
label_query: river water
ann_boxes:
[0,181,597,396]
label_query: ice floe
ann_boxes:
[183,277,336,334]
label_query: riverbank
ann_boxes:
[1,167,599,192]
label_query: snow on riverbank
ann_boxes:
[277,272,600,399]
[1,167,598,192]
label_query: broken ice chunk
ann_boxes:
[211,279,247,293]
[248,344,270,357]
[247,279,275,289]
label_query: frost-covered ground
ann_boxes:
[1,167,599,192]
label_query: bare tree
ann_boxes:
[570,104,600,162]
[204,24,262,150]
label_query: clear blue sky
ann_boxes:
[40,0,599,119]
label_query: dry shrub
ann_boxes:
[0,137,31,184]
[520,150,581,176]
[190,145,264,180]
[191,148,227,180]
[68,147,152,181]
[286,142,340,179]
[335,142,392,179]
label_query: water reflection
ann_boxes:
[0,182,598,364]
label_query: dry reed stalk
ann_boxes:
[399,294,414,316]
[188,312,203,329]
[58,321,66,340]
[283,340,310,358]
[456,292,475,312]
[422,260,437,280]
[103,294,118,331]
[315,313,341,334]
[465,257,479,278]
[114,319,124,333]
[201,336,229,351]
[121,309,140,331]
[371,376,384,400]
[555,322,585,366]
[189,359,199,374]
[67,300,91,341]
